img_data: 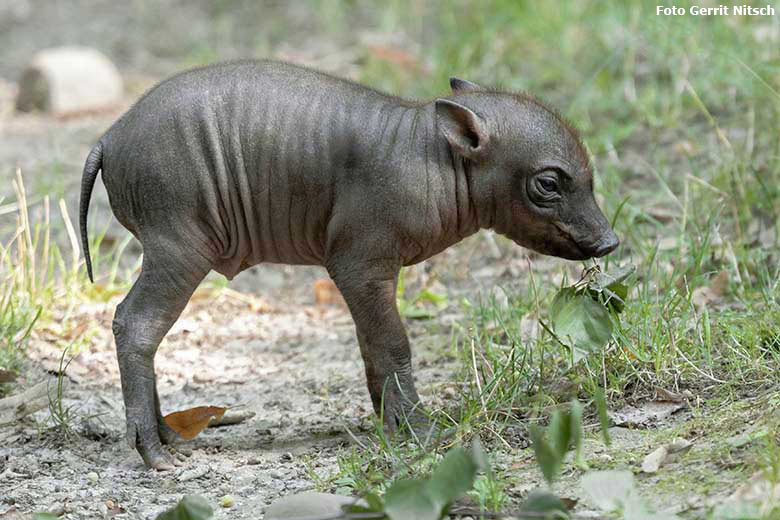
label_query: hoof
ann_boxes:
[127,421,178,470]
[144,449,177,471]
[384,403,433,438]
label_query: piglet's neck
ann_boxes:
[413,103,491,245]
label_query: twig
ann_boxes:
[0,381,49,427]
[471,339,487,417]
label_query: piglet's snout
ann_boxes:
[591,230,619,257]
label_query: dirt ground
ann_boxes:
[2,284,453,519]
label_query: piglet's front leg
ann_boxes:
[328,259,428,433]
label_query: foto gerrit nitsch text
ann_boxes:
[657,5,775,16]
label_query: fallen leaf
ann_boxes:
[667,438,693,454]
[0,370,16,383]
[314,279,345,306]
[63,321,89,341]
[674,140,695,156]
[366,44,419,70]
[608,401,685,429]
[655,387,690,403]
[692,270,729,308]
[641,438,692,474]
[221,287,272,312]
[164,406,227,440]
[641,445,669,474]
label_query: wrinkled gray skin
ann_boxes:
[79,60,619,469]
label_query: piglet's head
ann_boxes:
[436,78,619,261]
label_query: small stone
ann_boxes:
[178,465,210,482]
[265,492,362,520]
[16,46,123,116]
[220,495,235,508]
[87,471,99,484]
[269,469,285,479]
[177,447,193,457]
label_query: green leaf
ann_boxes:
[385,479,440,520]
[711,500,763,520]
[416,288,448,308]
[530,424,563,485]
[347,491,385,514]
[401,306,437,320]
[156,495,213,520]
[363,492,386,512]
[588,285,628,314]
[569,400,585,468]
[590,265,634,314]
[550,287,577,323]
[548,410,572,459]
[518,489,570,519]
[470,439,489,473]
[550,289,614,362]
[33,515,59,520]
[593,265,636,291]
[382,444,483,520]
[427,447,480,512]
[594,388,612,446]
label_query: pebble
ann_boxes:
[269,469,286,479]
[220,495,235,508]
[87,471,99,484]
[178,465,210,482]
[264,492,361,520]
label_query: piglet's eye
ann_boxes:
[528,171,563,207]
[537,177,558,193]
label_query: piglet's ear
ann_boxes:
[435,98,489,159]
[449,77,482,93]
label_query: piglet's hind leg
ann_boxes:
[112,237,211,470]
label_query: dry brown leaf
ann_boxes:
[641,445,669,474]
[655,387,690,403]
[641,438,693,474]
[64,321,89,341]
[0,369,16,383]
[647,207,679,224]
[314,279,345,306]
[164,406,227,440]
[366,44,419,70]
[221,287,272,313]
[608,401,685,429]
[692,270,729,308]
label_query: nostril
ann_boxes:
[594,233,619,257]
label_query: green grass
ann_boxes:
[0,170,133,396]
[296,0,780,515]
